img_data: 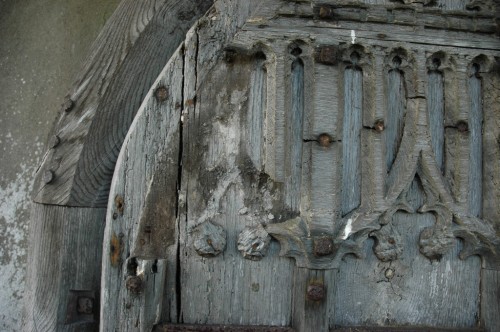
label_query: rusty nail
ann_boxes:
[307,283,326,301]
[388,237,396,245]
[62,97,74,113]
[49,135,61,148]
[155,86,168,102]
[318,6,334,19]
[457,121,468,133]
[318,133,332,147]
[374,119,385,132]
[76,296,94,314]
[313,236,334,256]
[125,275,143,294]
[385,268,395,279]
[43,170,55,184]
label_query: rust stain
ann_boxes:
[115,195,124,215]
[110,233,121,267]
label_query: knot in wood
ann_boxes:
[307,283,325,302]
[125,275,143,294]
[317,6,334,20]
[313,236,335,256]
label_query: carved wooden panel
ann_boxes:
[103,0,499,331]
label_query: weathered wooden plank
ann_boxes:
[292,269,329,331]
[22,204,106,332]
[239,21,500,51]
[100,45,184,332]
[332,327,484,332]
[285,58,305,211]
[179,0,295,327]
[32,0,213,207]
[341,66,362,215]
[427,70,445,170]
[246,54,267,171]
[468,64,483,218]
[332,213,481,328]
[154,324,294,331]
[386,62,406,172]
[481,269,500,331]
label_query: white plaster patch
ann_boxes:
[0,163,36,330]
[351,30,356,44]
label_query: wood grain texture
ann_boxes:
[22,204,106,332]
[481,269,500,331]
[332,213,481,328]
[427,70,445,171]
[32,0,213,207]
[100,45,184,332]
[178,1,296,326]
[341,66,362,216]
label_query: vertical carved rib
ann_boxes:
[427,69,445,171]
[342,58,362,215]
[247,53,267,170]
[468,63,483,218]
[386,57,407,171]
[286,58,305,210]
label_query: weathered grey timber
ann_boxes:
[32,0,212,207]
[23,204,106,331]
[29,0,500,331]
[23,1,212,331]
[98,0,499,330]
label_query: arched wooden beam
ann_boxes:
[32,0,213,207]
[23,1,212,331]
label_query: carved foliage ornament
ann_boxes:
[238,46,499,270]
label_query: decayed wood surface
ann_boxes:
[100,46,183,332]
[23,204,106,331]
[24,1,213,331]
[41,0,496,330]
[32,0,212,207]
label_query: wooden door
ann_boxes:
[100,1,500,331]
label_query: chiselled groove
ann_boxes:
[247,53,267,170]
[285,57,304,210]
[386,60,407,172]
[342,63,363,216]
[468,63,483,218]
[427,70,445,171]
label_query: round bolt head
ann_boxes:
[313,236,335,256]
[307,283,326,301]
[125,275,143,294]
[43,170,55,184]
[374,119,385,132]
[155,86,168,102]
[318,133,332,147]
